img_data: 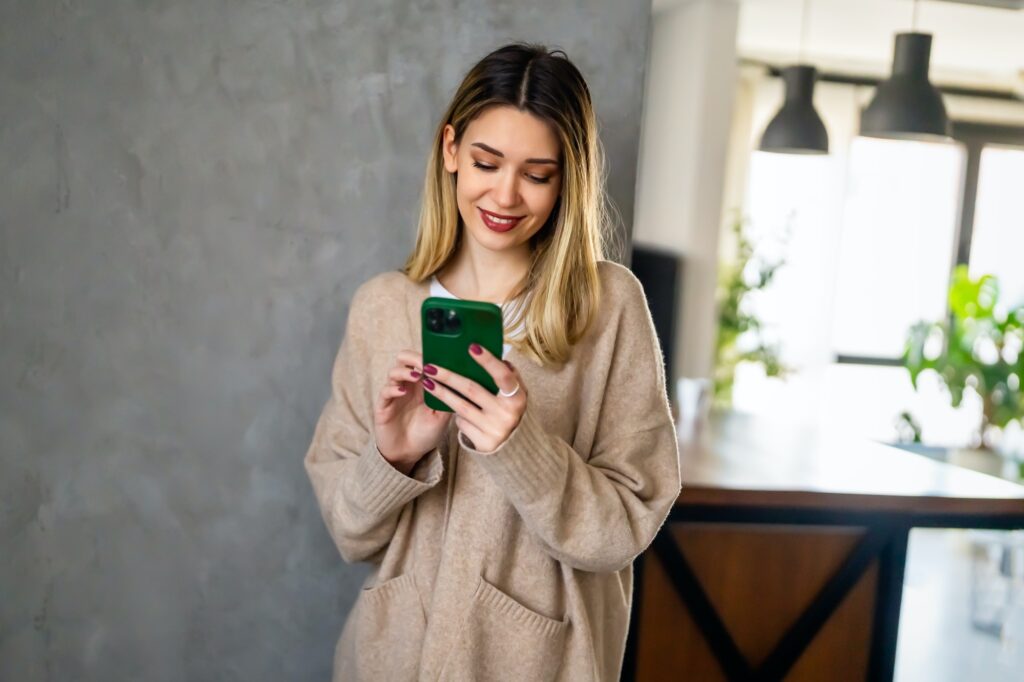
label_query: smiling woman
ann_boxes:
[405,45,612,366]
[303,42,681,682]
[441,106,564,255]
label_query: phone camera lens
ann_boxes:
[427,307,444,332]
[445,309,461,333]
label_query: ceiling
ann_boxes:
[652,0,1024,93]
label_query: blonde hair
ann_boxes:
[402,42,619,367]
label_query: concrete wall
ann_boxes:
[0,1,650,679]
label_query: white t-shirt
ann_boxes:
[429,275,529,359]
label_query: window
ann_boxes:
[734,81,1024,447]
[831,137,963,361]
[967,144,1024,312]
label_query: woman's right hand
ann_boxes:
[373,349,453,475]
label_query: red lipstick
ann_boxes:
[479,207,524,232]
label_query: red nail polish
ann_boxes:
[398,384,407,392]
[410,370,421,379]
[422,377,435,390]
[423,364,438,375]
[470,343,482,355]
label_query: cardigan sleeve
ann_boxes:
[304,279,444,565]
[458,272,682,573]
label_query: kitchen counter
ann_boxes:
[622,411,1024,682]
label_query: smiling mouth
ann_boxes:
[479,208,524,232]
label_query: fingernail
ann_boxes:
[422,377,435,390]
[423,364,438,375]
[398,384,407,393]
[469,343,482,355]
[410,370,421,379]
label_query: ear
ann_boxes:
[441,124,458,174]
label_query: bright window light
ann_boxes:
[968,145,1024,312]
[831,137,964,359]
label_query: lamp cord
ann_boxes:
[798,0,811,64]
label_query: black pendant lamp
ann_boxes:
[759,66,829,154]
[758,0,829,154]
[860,31,951,141]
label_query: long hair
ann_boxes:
[402,42,616,368]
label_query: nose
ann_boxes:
[493,168,521,210]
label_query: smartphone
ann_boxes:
[421,296,504,412]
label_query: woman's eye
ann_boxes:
[472,161,550,184]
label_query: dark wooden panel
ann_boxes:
[636,524,876,681]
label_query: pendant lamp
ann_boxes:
[860,31,951,141]
[758,65,829,154]
[757,0,829,154]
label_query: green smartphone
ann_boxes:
[421,296,504,412]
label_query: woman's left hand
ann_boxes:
[419,343,527,453]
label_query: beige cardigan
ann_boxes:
[304,260,682,681]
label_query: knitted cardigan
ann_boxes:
[304,259,682,681]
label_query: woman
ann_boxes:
[304,42,681,681]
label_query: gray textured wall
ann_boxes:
[0,1,650,679]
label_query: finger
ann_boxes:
[467,343,520,395]
[375,385,405,420]
[396,349,424,370]
[380,382,410,403]
[421,362,497,411]
[387,364,422,385]
[421,376,484,424]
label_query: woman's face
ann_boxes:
[442,105,563,253]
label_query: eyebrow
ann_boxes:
[470,142,560,166]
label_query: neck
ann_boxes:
[438,236,531,304]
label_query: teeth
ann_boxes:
[488,214,515,224]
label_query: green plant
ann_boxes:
[713,216,789,408]
[903,264,1024,451]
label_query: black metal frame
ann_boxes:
[949,122,1024,269]
[749,60,1024,104]
[622,505,1024,682]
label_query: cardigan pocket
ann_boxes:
[440,574,570,682]
[337,573,426,681]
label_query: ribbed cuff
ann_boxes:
[459,405,565,503]
[353,436,444,517]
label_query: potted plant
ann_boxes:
[903,264,1024,480]
[713,216,790,409]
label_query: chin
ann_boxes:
[470,217,523,243]
[476,231,520,251]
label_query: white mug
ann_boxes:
[676,376,711,446]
